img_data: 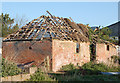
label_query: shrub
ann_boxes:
[67,75,120,81]
[2,58,21,77]
[31,65,36,67]
[118,56,120,64]
[28,68,53,81]
[82,62,120,72]
[52,73,120,81]
[65,69,82,76]
[111,55,119,63]
[60,63,76,71]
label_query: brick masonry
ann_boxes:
[52,40,90,72]
[2,40,52,66]
[3,39,117,72]
[2,39,90,72]
[96,43,117,64]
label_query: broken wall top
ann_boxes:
[3,11,89,42]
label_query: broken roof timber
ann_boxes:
[3,11,89,42]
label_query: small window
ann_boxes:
[107,45,109,51]
[76,43,80,53]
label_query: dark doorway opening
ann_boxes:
[90,44,96,61]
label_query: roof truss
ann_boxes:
[3,11,89,42]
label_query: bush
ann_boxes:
[111,55,119,63]
[2,58,21,77]
[31,65,36,67]
[60,63,76,71]
[118,56,120,64]
[28,68,53,81]
[66,75,120,81]
[82,62,120,72]
[52,73,120,81]
[111,55,120,64]
[60,62,120,75]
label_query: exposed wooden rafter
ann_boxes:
[3,11,89,42]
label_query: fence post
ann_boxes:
[47,56,50,71]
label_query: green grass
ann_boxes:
[28,62,120,81]
[29,72,120,81]
[52,74,120,81]
[51,62,120,81]
[28,68,54,81]
[60,63,76,71]
[60,62,120,76]
[82,62,120,72]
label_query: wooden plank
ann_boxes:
[20,16,43,39]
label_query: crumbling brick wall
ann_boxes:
[52,39,90,72]
[2,39,90,72]
[96,43,117,64]
[2,40,52,67]
[79,42,90,65]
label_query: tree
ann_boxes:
[15,14,28,28]
[2,58,21,77]
[88,26,118,44]
[98,27,111,41]
[11,24,19,33]
[0,13,19,37]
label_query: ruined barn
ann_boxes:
[2,11,90,72]
[90,34,118,65]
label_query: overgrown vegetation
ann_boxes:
[88,26,119,44]
[28,62,120,81]
[60,63,76,71]
[90,44,96,61]
[51,74,120,81]
[97,27,111,41]
[28,68,54,81]
[2,58,21,77]
[0,13,19,37]
[111,55,120,63]
[60,62,120,75]
[88,26,95,43]
[57,63,120,81]
[82,62,120,72]
[0,13,28,37]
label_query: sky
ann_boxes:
[118,1,120,21]
[2,2,118,27]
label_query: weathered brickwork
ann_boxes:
[4,39,117,72]
[2,40,52,66]
[96,43,117,64]
[52,39,90,72]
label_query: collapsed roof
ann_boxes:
[3,11,89,42]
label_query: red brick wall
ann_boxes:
[96,43,117,64]
[2,40,52,66]
[52,40,90,72]
[79,42,90,65]
[2,39,90,72]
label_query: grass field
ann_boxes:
[28,62,120,81]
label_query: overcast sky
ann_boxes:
[2,2,118,27]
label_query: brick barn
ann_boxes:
[96,43,118,64]
[2,11,90,72]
